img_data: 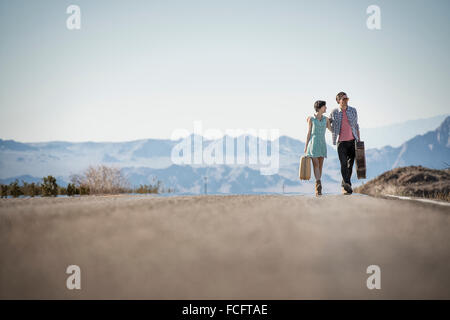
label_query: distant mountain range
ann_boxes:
[1,116,449,194]
[361,114,449,149]
[364,116,450,178]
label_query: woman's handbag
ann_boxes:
[299,155,311,180]
[355,141,366,179]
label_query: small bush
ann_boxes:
[67,183,77,196]
[135,181,161,194]
[42,176,58,197]
[29,182,40,197]
[9,180,23,198]
[70,165,129,195]
[79,185,90,195]
[21,182,41,197]
[1,184,9,198]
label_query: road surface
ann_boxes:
[1,194,449,299]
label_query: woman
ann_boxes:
[304,100,332,196]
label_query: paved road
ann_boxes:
[1,194,449,299]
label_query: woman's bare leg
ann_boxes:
[311,157,320,181]
[318,157,324,180]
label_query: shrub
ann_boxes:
[22,182,40,197]
[30,182,40,197]
[9,180,23,198]
[42,176,58,197]
[135,181,161,194]
[1,184,8,198]
[67,183,77,196]
[79,185,90,195]
[73,165,129,194]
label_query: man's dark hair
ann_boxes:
[314,100,326,112]
[336,92,347,103]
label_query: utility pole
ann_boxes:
[204,176,208,195]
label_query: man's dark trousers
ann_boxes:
[337,139,355,186]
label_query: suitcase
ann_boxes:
[355,141,366,179]
[299,155,311,180]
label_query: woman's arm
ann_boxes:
[326,116,332,132]
[304,117,312,153]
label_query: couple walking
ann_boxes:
[304,91,360,196]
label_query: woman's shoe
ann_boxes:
[315,180,322,196]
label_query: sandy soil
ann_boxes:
[1,194,449,299]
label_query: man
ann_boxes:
[330,92,360,195]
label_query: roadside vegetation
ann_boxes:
[0,165,173,198]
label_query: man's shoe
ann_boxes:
[342,183,353,194]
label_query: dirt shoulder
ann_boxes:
[354,166,450,201]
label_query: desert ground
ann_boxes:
[0,193,449,299]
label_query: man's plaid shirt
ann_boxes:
[330,106,360,145]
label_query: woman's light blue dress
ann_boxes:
[306,116,327,158]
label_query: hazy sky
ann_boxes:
[0,0,449,142]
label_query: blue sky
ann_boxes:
[0,0,449,142]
